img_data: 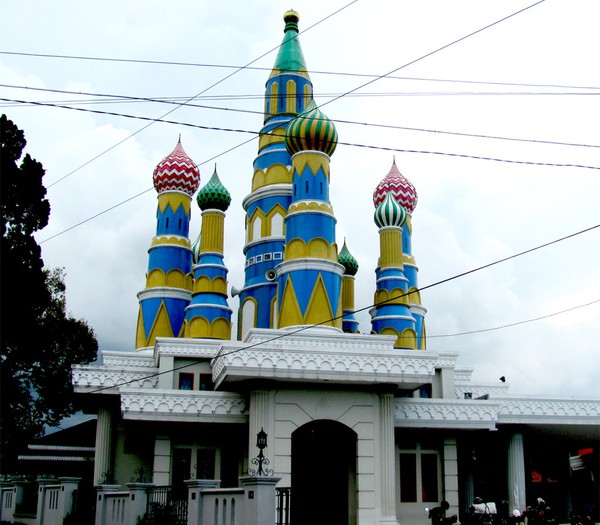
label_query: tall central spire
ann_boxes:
[238,10,314,339]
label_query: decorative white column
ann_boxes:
[248,390,274,473]
[443,439,459,514]
[94,407,114,485]
[507,433,526,514]
[379,393,400,525]
[153,436,172,486]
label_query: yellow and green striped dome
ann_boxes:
[285,100,338,156]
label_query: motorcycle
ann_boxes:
[467,498,497,525]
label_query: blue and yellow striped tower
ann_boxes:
[238,10,314,339]
[373,160,426,348]
[277,101,344,330]
[184,166,232,339]
[370,193,418,349]
[135,139,201,349]
[338,240,360,333]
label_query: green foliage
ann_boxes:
[0,114,98,471]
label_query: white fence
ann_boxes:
[0,477,80,525]
[1,475,280,525]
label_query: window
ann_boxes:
[179,373,194,390]
[264,253,272,261]
[420,454,439,502]
[398,441,440,503]
[196,448,216,479]
[400,453,417,502]
[199,374,214,391]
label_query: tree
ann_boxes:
[1,114,98,471]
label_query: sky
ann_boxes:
[1,0,599,399]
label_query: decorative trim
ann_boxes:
[120,388,248,422]
[394,398,500,430]
[72,365,159,391]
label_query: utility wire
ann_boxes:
[319,0,547,109]
[3,84,598,149]
[20,0,546,192]
[3,85,598,104]
[7,97,593,179]
[427,298,600,339]
[27,100,597,245]
[41,1,358,189]
[3,50,598,92]
[34,0,576,245]
[83,223,600,394]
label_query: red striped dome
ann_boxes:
[372,159,417,214]
[153,139,201,196]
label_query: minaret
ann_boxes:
[373,160,426,348]
[277,101,344,330]
[184,166,232,339]
[135,139,200,350]
[370,193,418,348]
[238,10,313,339]
[338,240,360,333]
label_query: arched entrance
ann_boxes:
[291,420,357,525]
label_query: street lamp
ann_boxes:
[248,427,274,476]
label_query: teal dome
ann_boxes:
[196,166,231,211]
[374,192,406,228]
[285,100,338,156]
[338,240,359,276]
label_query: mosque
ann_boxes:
[71,10,599,525]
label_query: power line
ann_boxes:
[39,1,358,189]
[84,223,600,394]
[427,298,600,339]
[7,98,596,178]
[28,0,583,246]
[3,50,598,92]
[3,83,598,149]
[320,0,548,109]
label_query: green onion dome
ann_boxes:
[285,100,338,156]
[374,192,407,228]
[196,165,231,211]
[338,240,359,276]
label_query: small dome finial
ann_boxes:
[283,10,300,31]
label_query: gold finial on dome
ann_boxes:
[284,9,300,29]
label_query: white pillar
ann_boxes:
[378,393,400,525]
[248,390,274,473]
[153,436,172,486]
[507,433,526,514]
[94,407,114,485]
[239,476,281,525]
[443,439,459,514]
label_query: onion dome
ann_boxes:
[196,165,231,211]
[373,159,418,214]
[285,100,338,156]
[374,192,407,229]
[338,240,359,276]
[153,138,201,196]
